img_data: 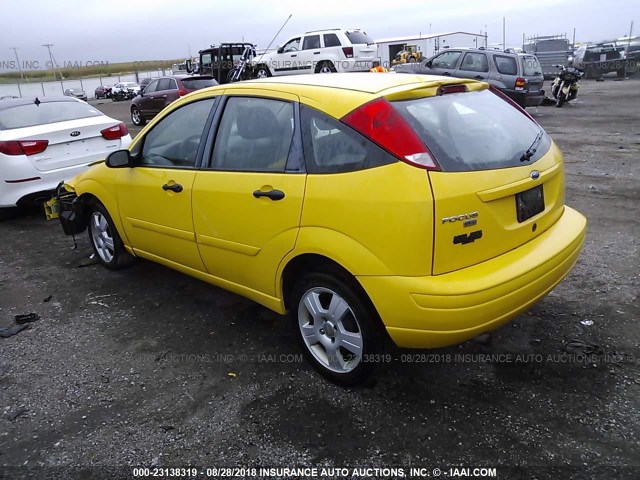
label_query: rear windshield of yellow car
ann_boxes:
[392,89,551,171]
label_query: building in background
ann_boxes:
[376,32,488,68]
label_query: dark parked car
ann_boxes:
[139,77,153,92]
[94,85,112,99]
[394,48,545,108]
[130,75,218,126]
[63,88,88,102]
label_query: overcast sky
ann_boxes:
[1,0,637,69]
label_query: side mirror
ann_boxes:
[106,149,133,168]
[426,60,433,68]
[185,59,193,73]
[277,46,284,54]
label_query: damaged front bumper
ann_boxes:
[44,183,87,236]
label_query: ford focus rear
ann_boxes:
[50,74,585,386]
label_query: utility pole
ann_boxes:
[10,47,24,81]
[43,43,57,80]
[503,17,506,51]
[10,47,23,97]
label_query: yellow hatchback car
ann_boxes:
[53,73,586,385]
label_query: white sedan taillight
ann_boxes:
[100,123,129,140]
[0,140,49,156]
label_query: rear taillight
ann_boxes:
[0,140,49,156]
[342,47,354,58]
[177,89,188,97]
[101,122,128,140]
[342,97,439,170]
[515,77,526,90]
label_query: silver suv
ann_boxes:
[255,29,379,77]
[394,48,545,108]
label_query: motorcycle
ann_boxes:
[227,45,257,83]
[551,64,583,107]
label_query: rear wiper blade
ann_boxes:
[520,130,544,162]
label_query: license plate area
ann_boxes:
[516,185,544,222]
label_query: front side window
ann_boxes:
[144,80,159,93]
[431,51,462,69]
[282,38,300,52]
[302,35,321,50]
[211,97,294,172]
[140,99,215,168]
[459,52,488,72]
[494,55,518,75]
[301,106,395,174]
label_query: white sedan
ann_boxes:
[0,97,131,212]
[111,82,141,95]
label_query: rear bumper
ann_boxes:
[0,164,89,208]
[358,206,586,349]
[502,88,545,108]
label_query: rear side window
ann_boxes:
[323,33,341,47]
[302,35,321,50]
[521,56,541,76]
[212,97,294,172]
[344,31,374,45]
[0,101,102,130]
[393,89,551,172]
[301,106,395,174]
[494,55,518,75]
[459,52,488,72]
[181,78,218,90]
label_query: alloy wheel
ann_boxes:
[298,287,363,374]
[90,211,115,263]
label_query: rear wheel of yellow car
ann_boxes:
[88,201,134,270]
[291,270,384,386]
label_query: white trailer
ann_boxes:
[376,32,488,68]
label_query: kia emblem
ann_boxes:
[70,131,81,137]
[530,170,540,180]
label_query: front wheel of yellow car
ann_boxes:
[291,271,384,386]
[88,202,134,270]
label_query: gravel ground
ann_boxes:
[0,77,639,480]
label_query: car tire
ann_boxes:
[87,201,135,270]
[131,107,146,126]
[316,61,337,74]
[255,65,271,78]
[290,268,384,386]
[0,207,19,221]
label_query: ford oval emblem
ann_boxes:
[70,131,81,137]
[530,170,540,180]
